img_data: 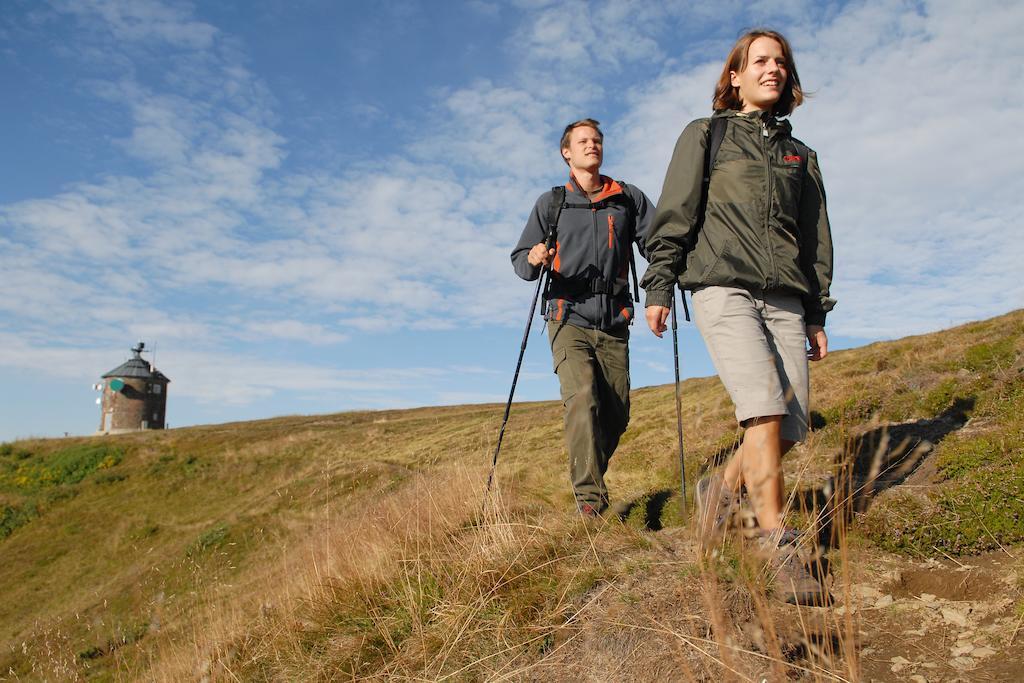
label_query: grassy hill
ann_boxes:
[2,309,1022,681]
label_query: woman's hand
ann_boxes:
[806,324,828,361]
[646,305,671,337]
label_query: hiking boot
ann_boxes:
[758,530,830,607]
[695,472,738,542]
[578,502,602,519]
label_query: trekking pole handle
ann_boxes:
[539,227,557,316]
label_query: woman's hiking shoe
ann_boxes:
[757,530,831,607]
[695,472,738,543]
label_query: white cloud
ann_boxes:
[2,0,1022,436]
[55,0,218,49]
[614,0,1024,340]
[243,319,349,346]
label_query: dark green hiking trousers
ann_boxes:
[547,320,630,509]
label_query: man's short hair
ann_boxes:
[560,118,603,164]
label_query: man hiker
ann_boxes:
[511,118,654,517]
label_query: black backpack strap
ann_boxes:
[677,116,727,322]
[697,116,726,235]
[547,185,566,236]
[540,186,566,317]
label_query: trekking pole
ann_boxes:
[485,233,557,499]
[671,285,687,516]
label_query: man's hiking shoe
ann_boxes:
[758,530,830,607]
[695,472,737,543]
[578,502,602,519]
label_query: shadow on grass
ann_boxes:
[617,489,674,531]
[796,397,976,553]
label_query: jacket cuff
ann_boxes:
[645,290,673,309]
[805,311,827,327]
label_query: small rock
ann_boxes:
[910,676,928,683]
[942,608,969,627]
[951,643,974,656]
[971,646,996,658]
[856,584,883,600]
[920,592,937,602]
[890,655,912,673]
[951,655,976,670]
[875,594,894,608]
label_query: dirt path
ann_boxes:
[523,527,1024,682]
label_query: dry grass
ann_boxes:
[1,309,1021,680]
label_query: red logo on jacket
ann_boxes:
[783,155,802,163]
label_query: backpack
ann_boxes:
[539,182,642,318]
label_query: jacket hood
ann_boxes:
[713,109,793,136]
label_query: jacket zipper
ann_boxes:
[761,121,778,288]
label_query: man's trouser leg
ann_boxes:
[548,321,630,509]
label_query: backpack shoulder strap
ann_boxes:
[678,116,727,320]
[697,116,727,231]
[546,185,566,243]
[540,186,566,317]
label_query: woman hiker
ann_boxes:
[641,29,835,605]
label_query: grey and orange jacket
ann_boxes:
[641,110,835,326]
[512,176,654,331]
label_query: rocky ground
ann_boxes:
[515,525,1024,682]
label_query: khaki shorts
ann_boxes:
[691,286,810,443]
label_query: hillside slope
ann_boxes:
[1,309,1021,680]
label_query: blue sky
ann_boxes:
[2,0,1022,441]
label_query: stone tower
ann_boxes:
[98,342,170,434]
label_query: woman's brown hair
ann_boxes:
[712,29,804,116]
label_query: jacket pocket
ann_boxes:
[694,232,735,283]
[773,164,803,222]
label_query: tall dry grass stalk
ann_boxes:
[144,424,909,681]
[680,426,920,680]
[147,462,612,680]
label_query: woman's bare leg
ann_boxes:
[719,416,789,530]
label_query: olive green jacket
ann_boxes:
[641,110,835,325]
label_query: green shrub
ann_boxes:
[936,437,1002,481]
[0,444,123,493]
[919,378,960,415]
[187,523,230,556]
[963,338,1017,372]
[863,449,1024,555]
[0,503,38,540]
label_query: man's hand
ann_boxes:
[646,305,670,338]
[806,324,828,361]
[527,242,556,268]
